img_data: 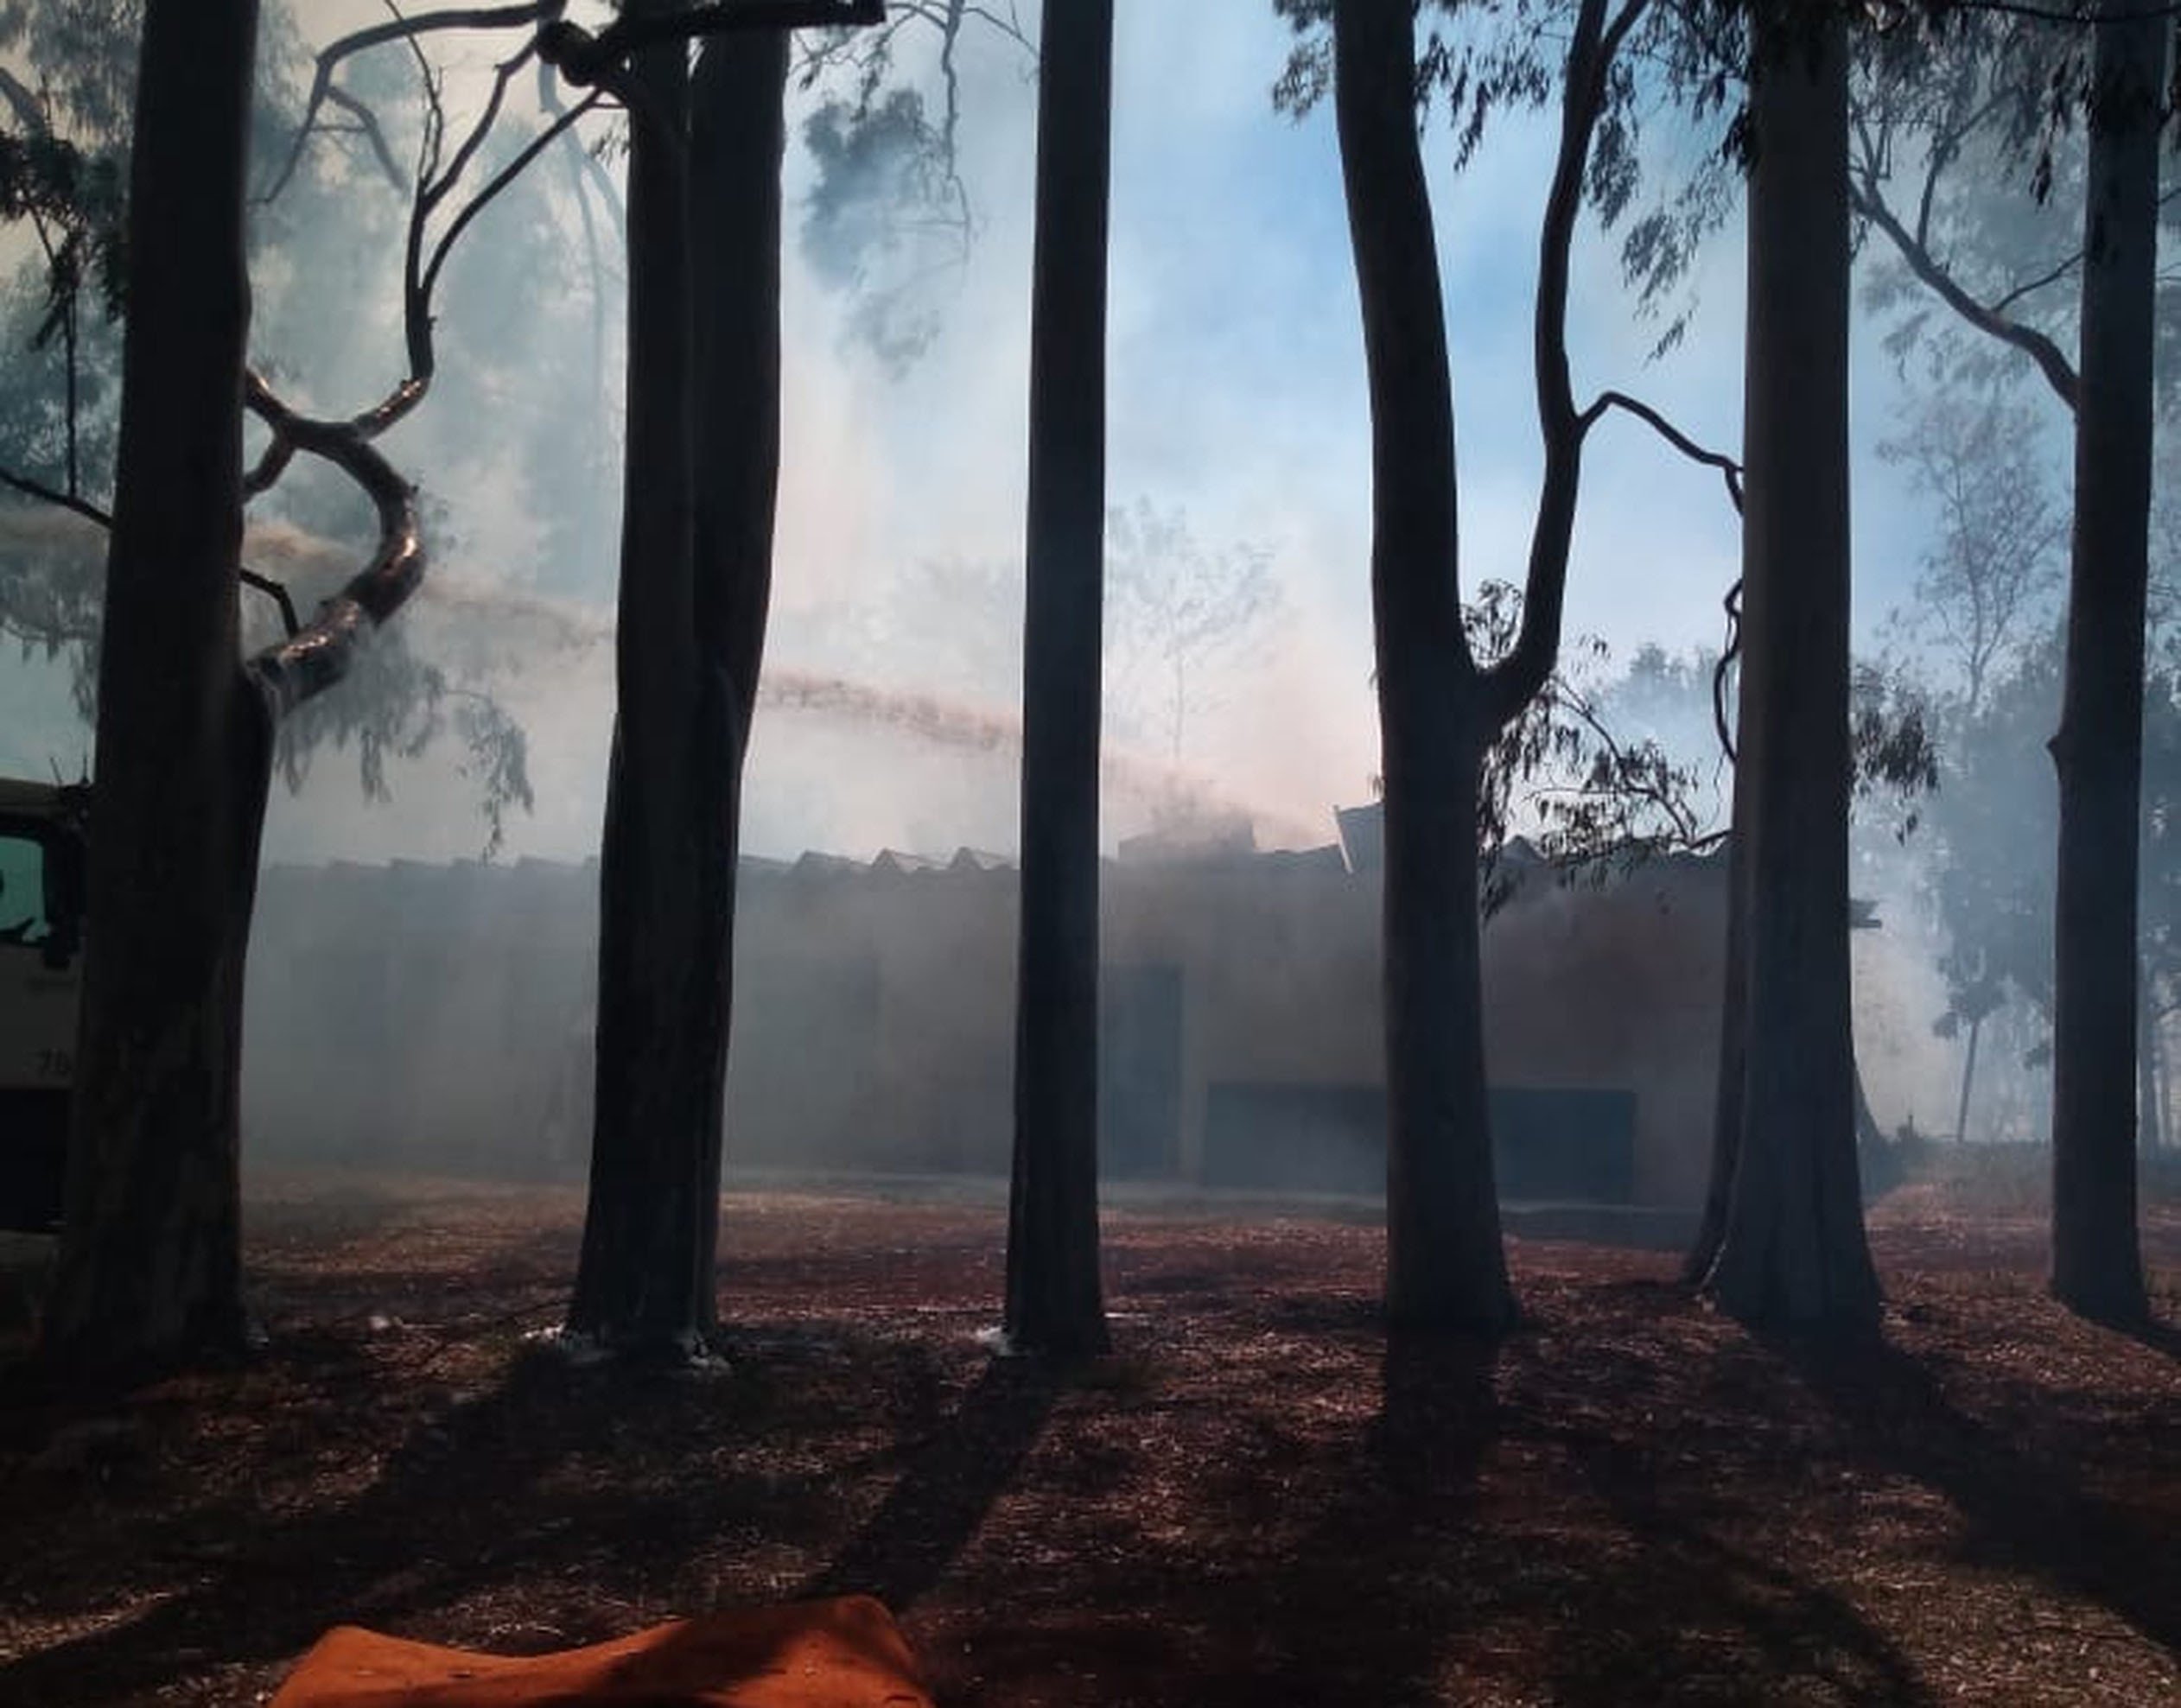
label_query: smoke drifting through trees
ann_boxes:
[414,575,1323,848]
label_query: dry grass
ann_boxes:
[1,1176,2177,1707]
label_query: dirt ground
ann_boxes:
[2,1176,2178,1707]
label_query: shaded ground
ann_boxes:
[3,1177,2178,1707]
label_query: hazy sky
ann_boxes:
[1,3,2071,869]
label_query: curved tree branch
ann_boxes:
[322,85,407,191]
[1482,0,1649,729]
[1586,390,1745,512]
[260,0,567,204]
[240,371,424,716]
[1850,168,2081,411]
[421,90,605,315]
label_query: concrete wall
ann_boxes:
[241,841,1729,1207]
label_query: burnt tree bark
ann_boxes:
[2048,0,2159,1324]
[1005,0,1115,1358]
[1333,0,1642,1331]
[1698,3,1880,1328]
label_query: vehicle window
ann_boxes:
[0,833,50,947]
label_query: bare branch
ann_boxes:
[0,464,108,529]
[322,85,407,191]
[1585,390,1745,513]
[1849,170,2081,412]
[240,569,302,638]
[422,91,605,314]
[1714,581,1739,764]
[1483,0,1648,729]
[260,0,564,205]
[1,464,302,637]
[1985,246,2086,314]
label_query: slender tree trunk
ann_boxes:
[1685,752,1752,1283]
[41,0,268,1375]
[1954,1013,1982,1145]
[569,9,715,1351]
[1700,4,1879,1328]
[2158,1006,2171,1154]
[2048,0,2157,1324]
[2137,965,2163,1153]
[1333,0,1513,1333]
[1004,0,1113,1358]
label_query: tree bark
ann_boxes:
[1004,0,1114,1358]
[1699,4,1880,1329]
[2047,0,2159,1324]
[1332,0,1513,1332]
[2136,964,2162,1154]
[686,25,790,1295]
[1954,1012,1982,1145]
[569,5,715,1351]
[40,0,267,1375]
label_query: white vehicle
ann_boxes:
[0,778,87,1231]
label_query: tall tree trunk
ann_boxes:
[1838,0,2159,1310]
[1004,0,1113,1358]
[1700,4,1879,1328]
[1381,694,1510,1328]
[569,9,714,1351]
[684,26,791,1288]
[2047,0,2157,1324]
[41,0,267,1374]
[1332,0,1513,1333]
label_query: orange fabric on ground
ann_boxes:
[268,1595,933,1708]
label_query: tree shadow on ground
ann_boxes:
[2114,1311,2181,1362]
[1171,1327,1501,1706]
[1148,1310,1930,1708]
[0,1323,935,1705]
[1778,1328,2181,1662]
[802,1354,1062,1610]
[1540,1419,1932,1706]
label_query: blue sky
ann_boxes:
[0,3,2060,868]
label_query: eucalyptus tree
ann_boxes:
[1004,0,1115,1359]
[0,2,535,835]
[522,0,886,1356]
[1691,0,1882,1327]
[2047,0,2163,1322]
[1852,2,2165,1322]
[1320,0,1684,1330]
[41,0,455,1371]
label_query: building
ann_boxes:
[241,810,1728,1210]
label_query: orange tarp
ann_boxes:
[268,1595,933,1708]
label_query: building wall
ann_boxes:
[241,844,1729,1207]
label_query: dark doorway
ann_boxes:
[1101,963,1183,1178]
